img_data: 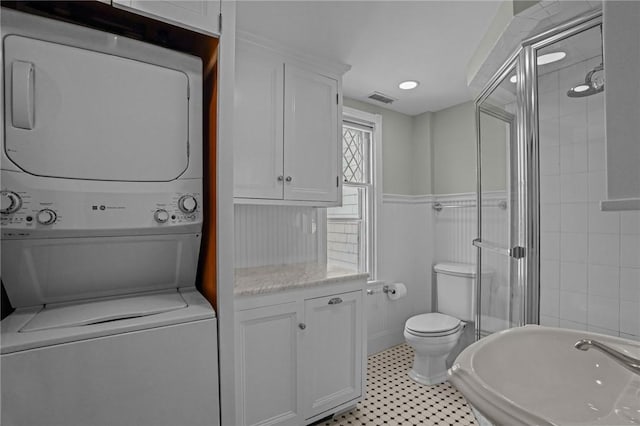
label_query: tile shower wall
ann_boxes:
[538,58,640,340]
[234,204,321,268]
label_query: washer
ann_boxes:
[0,9,218,426]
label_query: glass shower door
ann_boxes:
[474,60,526,339]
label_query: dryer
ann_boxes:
[0,9,219,426]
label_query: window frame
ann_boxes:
[324,107,382,281]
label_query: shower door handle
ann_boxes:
[472,238,525,259]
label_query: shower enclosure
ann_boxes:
[474,11,611,340]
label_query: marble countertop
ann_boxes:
[234,262,369,296]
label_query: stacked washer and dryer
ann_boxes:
[0,9,219,426]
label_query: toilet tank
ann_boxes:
[434,262,479,322]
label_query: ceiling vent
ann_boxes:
[367,92,396,104]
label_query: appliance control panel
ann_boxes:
[0,174,203,239]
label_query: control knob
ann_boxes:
[178,195,198,214]
[0,191,22,214]
[36,209,57,225]
[154,209,170,224]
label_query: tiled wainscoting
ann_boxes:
[313,344,477,426]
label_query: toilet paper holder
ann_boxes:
[366,284,396,296]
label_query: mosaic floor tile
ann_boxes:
[312,344,478,426]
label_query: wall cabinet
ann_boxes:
[112,0,220,36]
[234,38,349,206]
[235,283,365,426]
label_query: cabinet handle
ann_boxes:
[328,297,343,305]
[277,175,284,182]
[285,176,292,182]
[298,323,306,330]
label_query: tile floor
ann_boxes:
[313,344,478,426]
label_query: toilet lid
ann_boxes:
[406,313,461,335]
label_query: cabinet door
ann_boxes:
[236,302,303,426]
[302,291,363,419]
[234,45,285,199]
[284,64,340,203]
[113,1,220,36]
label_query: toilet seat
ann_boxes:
[405,313,462,337]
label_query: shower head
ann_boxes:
[567,63,604,98]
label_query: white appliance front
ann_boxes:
[1,290,220,426]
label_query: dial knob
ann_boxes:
[154,209,170,223]
[36,209,57,225]
[0,191,22,214]
[178,195,198,214]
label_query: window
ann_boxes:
[327,111,379,278]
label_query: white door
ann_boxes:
[234,44,285,199]
[283,64,339,203]
[113,1,220,36]
[235,302,303,426]
[302,291,363,419]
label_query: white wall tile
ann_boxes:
[587,141,606,171]
[621,235,640,268]
[588,264,620,298]
[558,318,588,331]
[540,287,559,317]
[560,144,588,174]
[560,203,588,233]
[558,111,587,138]
[620,332,640,342]
[587,171,607,202]
[620,301,640,336]
[539,145,560,175]
[587,295,619,330]
[561,173,588,202]
[620,267,640,302]
[541,203,561,232]
[540,315,560,327]
[540,232,560,260]
[560,232,588,263]
[588,233,620,267]
[560,261,588,293]
[541,176,561,203]
[621,211,640,234]
[540,259,560,290]
[588,202,620,234]
[587,325,618,338]
[559,290,587,323]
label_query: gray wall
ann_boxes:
[345,97,481,196]
[431,101,477,194]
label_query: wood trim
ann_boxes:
[200,44,219,308]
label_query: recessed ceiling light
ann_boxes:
[399,80,419,90]
[509,75,517,83]
[537,51,566,65]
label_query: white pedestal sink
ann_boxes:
[448,325,640,425]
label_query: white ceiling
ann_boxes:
[236,1,503,116]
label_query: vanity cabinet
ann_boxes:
[234,38,349,206]
[303,292,363,419]
[235,281,365,426]
[112,0,220,36]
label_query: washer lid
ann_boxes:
[406,313,461,334]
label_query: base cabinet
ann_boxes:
[235,285,365,426]
[235,302,304,426]
[303,292,363,419]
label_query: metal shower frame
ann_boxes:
[474,10,603,341]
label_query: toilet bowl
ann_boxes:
[404,262,484,386]
[403,312,464,385]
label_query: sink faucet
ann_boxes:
[575,339,640,376]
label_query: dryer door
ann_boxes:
[3,35,190,182]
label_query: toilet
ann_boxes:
[404,262,480,386]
